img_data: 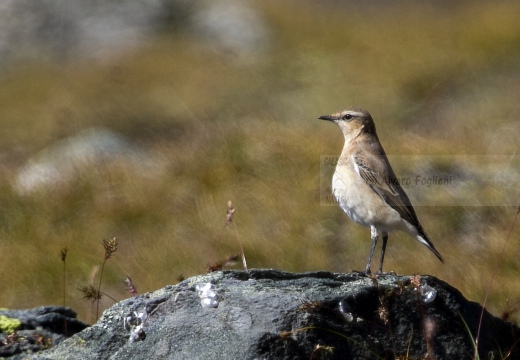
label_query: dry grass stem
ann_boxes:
[224,201,247,271]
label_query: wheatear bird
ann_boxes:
[319,108,444,274]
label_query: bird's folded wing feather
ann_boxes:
[353,153,421,228]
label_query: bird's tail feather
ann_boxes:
[417,234,444,263]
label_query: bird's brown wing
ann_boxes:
[353,150,444,263]
[353,152,422,229]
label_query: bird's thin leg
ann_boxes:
[377,232,388,274]
[366,226,378,274]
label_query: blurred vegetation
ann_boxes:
[0,1,519,324]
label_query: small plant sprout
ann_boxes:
[32,332,53,349]
[59,247,68,307]
[78,279,117,323]
[1,331,20,345]
[59,247,68,262]
[500,300,519,322]
[78,284,102,303]
[78,237,119,322]
[96,237,118,318]
[377,297,390,325]
[310,344,335,360]
[102,237,119,260]
[207,254,239,273]
[298,300,324,313]
[225,200,235,226]
[196,283,219,308]
[224,201,247,270]
[124,276,138,297]
[410,274,421,288]
[368,274,380,288]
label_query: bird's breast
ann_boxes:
[332,167,411,234]
[332,164,372,227]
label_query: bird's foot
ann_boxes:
[364,265,371,275]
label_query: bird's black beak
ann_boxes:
[318,115,336,122]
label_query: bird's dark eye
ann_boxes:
[343,114,353,120]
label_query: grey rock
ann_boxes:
[0,306,88,358]
[0,0,191,63]
[16,269,520,359]
[0,0,269,65]
[14,127,158,194]
[190,0,270,58]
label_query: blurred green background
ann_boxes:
[0,0,519,324]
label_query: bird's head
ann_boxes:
[318,108,376,138]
